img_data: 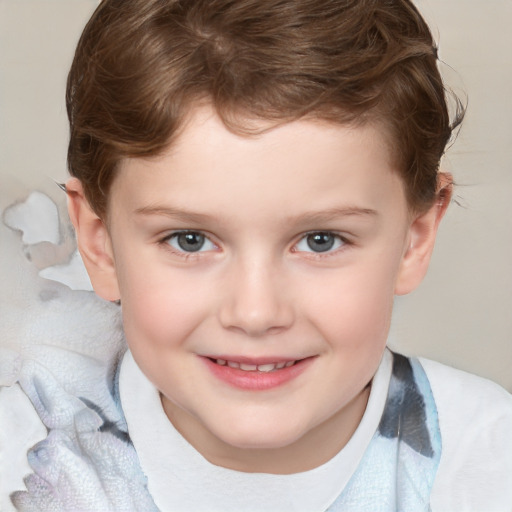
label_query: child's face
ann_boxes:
[95,106,432,472]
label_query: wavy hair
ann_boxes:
[67,0,464,217]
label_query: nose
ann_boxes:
[218,256,295,337]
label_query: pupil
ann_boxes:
[307,233,334,252]
[177,232,204,252]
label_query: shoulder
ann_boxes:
[420,356,512,423]
[419,357,512,512]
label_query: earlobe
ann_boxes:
[66,178,120,302]
[395,173,453,296]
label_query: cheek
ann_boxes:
[116,258,212,349]
[302,262,398,348]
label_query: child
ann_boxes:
[4,0,512,510]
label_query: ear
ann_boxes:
[395,173,452,296]
[66,178,120,301]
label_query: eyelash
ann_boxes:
[158,230,351,259]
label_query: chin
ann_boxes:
[212,418,307,451]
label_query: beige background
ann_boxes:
[1,0,511,390]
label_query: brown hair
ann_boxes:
[67,0,464,217]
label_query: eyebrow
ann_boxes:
[134,205,213,223]
[134,205,378,224]
[289,207,378,224]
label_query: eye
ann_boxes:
[295,232,345,253]
[165,231,217,253]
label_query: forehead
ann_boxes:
[111,106,406,223]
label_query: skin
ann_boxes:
[67,106,450,474]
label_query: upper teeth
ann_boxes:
[216,359,295,372]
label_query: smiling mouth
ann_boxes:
[208,358,300,373]
[203,356,313,390]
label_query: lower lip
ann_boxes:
[202,357,314,391]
